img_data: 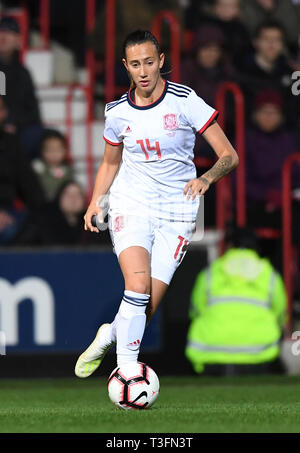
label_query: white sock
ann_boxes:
[110,291,149,341]
[115,290,150,367]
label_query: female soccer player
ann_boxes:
[75,30,239,377]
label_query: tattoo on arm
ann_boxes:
[202,155,233,184]
[198,176,210,186]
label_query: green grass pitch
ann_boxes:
[0,375,300,433]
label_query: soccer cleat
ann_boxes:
[75,323,115,378]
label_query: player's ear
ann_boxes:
[122,58,128,71]
[159,53,165,69]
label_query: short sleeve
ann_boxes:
[103,106,123,146]
[184,90,219,135]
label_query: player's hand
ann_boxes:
[184,176,210,200]
[84,204,103,233]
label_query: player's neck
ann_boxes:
[134,77,165,106]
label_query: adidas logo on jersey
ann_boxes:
[127,339,140,347]
[125,125,132,133]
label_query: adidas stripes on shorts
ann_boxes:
[108,209,196,285]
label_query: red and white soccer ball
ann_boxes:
[107,362,160,410]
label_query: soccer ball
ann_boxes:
[107,362,160,410]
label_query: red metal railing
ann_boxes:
[65,84,94,200]
[39,0,95,112]
[152,10,181,83]
[38,0,95,113]
[216,84,281,241]
[39,0,50,49]
[282,153,300,333]
[38,0,95,198]
[215,81,299,332]
[85,0,96,117]
[215,82,246,253]
[105,0,116,104]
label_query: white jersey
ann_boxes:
[103,80,218,222]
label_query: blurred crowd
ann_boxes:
[0,10,110,248]
[0,0,300,270]
[180,0,300,274]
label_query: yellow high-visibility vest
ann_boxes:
[185,248,287,373]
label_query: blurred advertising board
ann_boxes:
[0,250,161,353]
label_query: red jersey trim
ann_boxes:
[197,110,219,135]
[103,136,123,146]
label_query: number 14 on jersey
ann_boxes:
[136,139,161,160]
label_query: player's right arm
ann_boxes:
[84,142,123,232]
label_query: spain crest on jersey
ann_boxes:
[163,113,178,131]
[114,215,124,233]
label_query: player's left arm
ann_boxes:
[184,122,239,200]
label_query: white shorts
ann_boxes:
[108,210,196,285]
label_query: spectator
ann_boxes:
[240,0,300,58]
[185,226,287,375]
[181,24,235,107]
[37,181,88,245]
[0,16,43,158]
[245,89,300,230]
[0,96,45,244]
[237,20,298,126]
[184,0,252,65]
[32,130,73,202]
[17,181,111,246]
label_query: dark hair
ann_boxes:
[122,30,161,59]
[254,19,286,41]
[225,226,259,251]
[0,16,20,34]
[53,179,85,206]
[40,129,68,151]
